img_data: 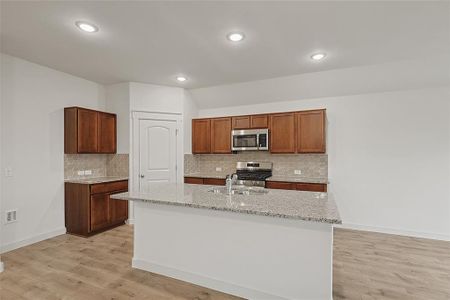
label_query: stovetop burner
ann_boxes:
[235,161,272,187]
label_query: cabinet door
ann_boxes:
[296,110,326,153]
[232,116,250,129]
[269,113,296,153]
[184,177,204,184]
[203,178,226,186]
[109,194,128,225]
[90,193,109,231]
[211,117,232,153]
[77,109,99,153]
[192,119,211,154]
[295,183,327,192]
[265,181,295,190]
[98,112,116,153]
[250,115,268,128]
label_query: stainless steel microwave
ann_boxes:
[231,129,269,151]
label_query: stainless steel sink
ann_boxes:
[208,186,269,195]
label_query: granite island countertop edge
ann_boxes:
[112,190,341,225]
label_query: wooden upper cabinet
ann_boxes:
[296,110,326,153]
[232,114,268,129]
[269,112,296,153]
[98,112,117,153]
[192,119,211,154]
[211,117,232,153]
[232,116,250,129]
[250,114,268,128]
[65,107,117,154]
[77,108,99,153]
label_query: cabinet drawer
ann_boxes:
[184,177,204,184]
[296,183,327,192]
[90,180,128,194]
[265,181,295,190]
[203,178,226,186]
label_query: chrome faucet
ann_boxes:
[226,173,238,194]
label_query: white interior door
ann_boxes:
[139,119,178,193]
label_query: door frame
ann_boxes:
[131,111,183,195]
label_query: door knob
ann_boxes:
[140,174,144,178]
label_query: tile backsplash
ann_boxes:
[184,152,327,179]
[64,154,129,180]
[106,154,129,177]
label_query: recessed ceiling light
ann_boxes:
[176,76,187,82]
[227,32,245,42]
[311,53,326,61]
[75,21,99,33]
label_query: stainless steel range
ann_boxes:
[234,161,273,187]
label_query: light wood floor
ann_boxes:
[1,225,449,300]
[333,229,450,300]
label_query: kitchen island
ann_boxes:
[112,183,341,300]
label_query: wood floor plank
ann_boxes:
[333,228,450,300]
[1,225,449,300]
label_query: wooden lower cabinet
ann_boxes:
[184,177,326,191]
[109,195,129,224]
[203,178,226,185]
[265,181,295,190]
[184,177,225,186]
[265,181,327,192]
[295,183,327,192]
[65,180,128,237]
[90,193,110,231]
[184,177,205,184]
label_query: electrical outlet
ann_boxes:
[5,210,17,224]
[77,170,85,176]
[4,167,13,177]
[85,170,92,175]
[215,167,222,172]
[294,170,302,175]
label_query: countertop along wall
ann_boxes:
[0,53,106,252]
[190,58,450,240]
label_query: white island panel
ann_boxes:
[133,201,333,300]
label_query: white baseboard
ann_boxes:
[0,261,4,273]
[336,223,450,241]
[132,258,289,300]
[126,218,135,225]
[1,227,66,254]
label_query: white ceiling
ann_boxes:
[1,1,449,89]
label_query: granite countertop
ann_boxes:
[266,176,329,184]
[112,183,341,224]
[65,176,129,184]
[184,172,328,184]
[184,172,229,179]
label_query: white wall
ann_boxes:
[105,83,130,154]
[0,54,106,252]
[191,56,450,109]
[192,70,450,240]
[182,90,198,154]
[127,82,198,154]
[130,82,185,114]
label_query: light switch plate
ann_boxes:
[85,170,92,175]
[215,167,222,172]
[4,167,13,177]
[77,170,85,176]
[294,170,302,175]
